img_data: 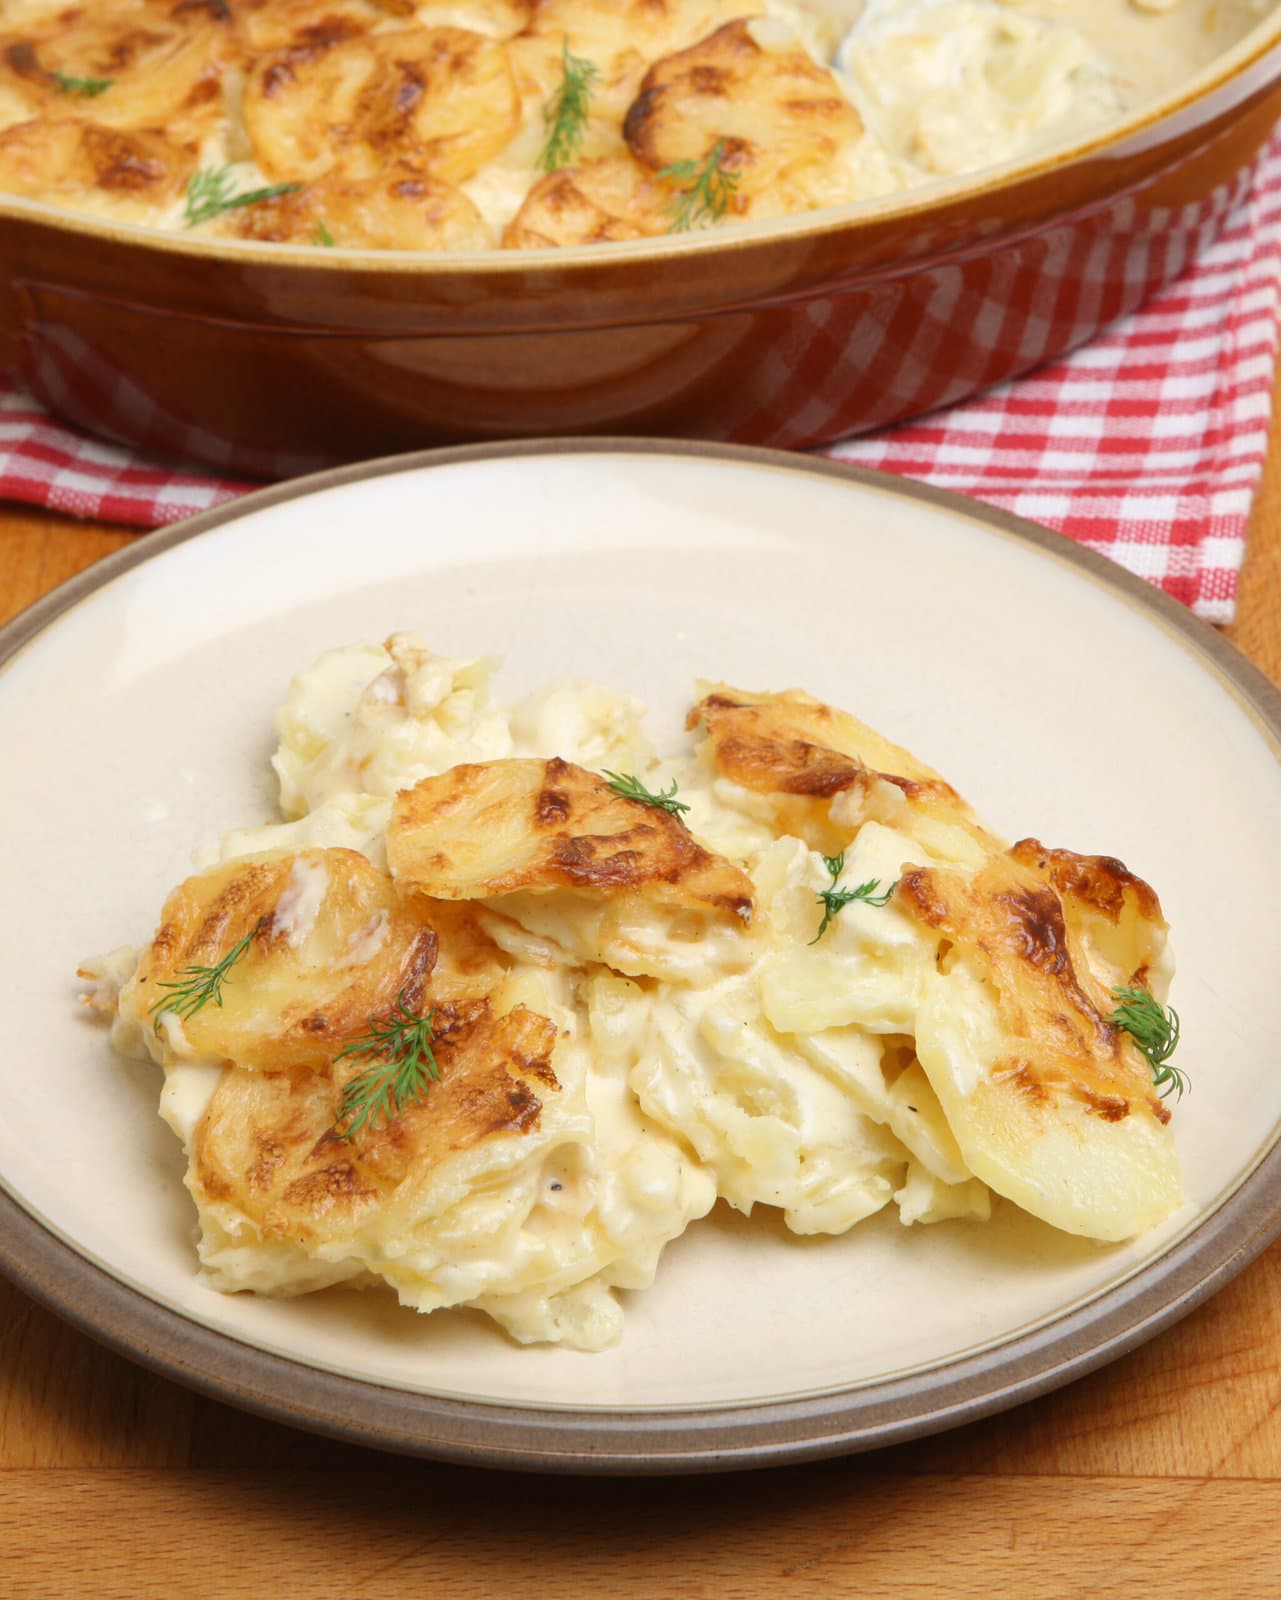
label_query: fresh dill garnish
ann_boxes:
[538,39,599,172]
[149,918,264,1027]
[659,138,739,232]
[51,71,114,98]
[184,166,301,228]
[312,221,336,247]
[810,851,895,944]
[1108,985,1187,1099]
[602,770,691,817]
[334,994,440,1139]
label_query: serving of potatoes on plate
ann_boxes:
[85,634,1186,1352]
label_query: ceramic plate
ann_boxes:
[2,441,1280,1474]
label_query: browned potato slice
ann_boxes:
[509,0,750,141]
[503,155,671,248]
[690,683,949,789]
[243,25,520,185]
[235,1,530,53]
[896,851,1180,1240]
[123,848,446,1072]
[233,0,415,54]
[0,2,234,141]
[0,117,196,214]
[1009,838,1170,999]
[223,170,491,248]
[688,684,998,862]
[415,0,534,39]
[388,756,754,922]
[192,997,560,1250]
[624,19,863,219]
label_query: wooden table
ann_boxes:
[3,416,1281,1600]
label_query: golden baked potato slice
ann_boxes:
[233,0,415,53]
[121,848,446,1072]
[389,756,753,914]
[624,19,864,220]
[896,852,1181,1241]
[183,992,607,1323]
[0,0,239,145]
[0,117,196,216]
[243,25,520,185]
[509,0,749,142]
[223,170,490,248]
[192,996,560,1245]
[688,683,998,864]
[387,757,755,979]
[1010,838,1172,1000]
[503,155,671,247]
[0,1,234,141]
[236,1,530,53]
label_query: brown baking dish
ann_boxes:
[2,12,1280,477]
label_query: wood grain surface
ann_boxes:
[2,406,1281,1598]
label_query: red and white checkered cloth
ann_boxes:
[3,132,1280,624]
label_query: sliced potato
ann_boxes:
[897,851,1181,1240]
[244,25,520,185]
[624,19,864,219]
[0,1,233,140]
[1010,837,1172,999]
[503,155,670,248]
[233,0,416,54]
[234,0,531,53]
[185,992,604,1322]
[223,169,491,248]
[0,116,196,214]
[121,848,455,1072]
[388,757,756,979]
[389,756,753,918]
[193,996,561,1245]
[689,683,998,863]
[509,0,750,141]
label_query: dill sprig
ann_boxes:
[149,918,264,1027]
[1108,985,1187,1100]
[659,139,739,232]
[51,71,114,98]
[602,770,690,817]
[810,851,895,944]
[538,39,599,172]
[185,166,301,228]
[312,221,336,247]
[334,994,440,1139]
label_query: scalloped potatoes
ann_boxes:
[87,633,1184,1351]
[0,0,1256,247]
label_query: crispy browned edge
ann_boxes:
[1,437,1280,1477]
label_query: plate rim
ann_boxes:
[3,435,1279,1475]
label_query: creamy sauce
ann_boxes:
[270,855,330,948]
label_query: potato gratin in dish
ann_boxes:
[82,636,1187,1352]
[0,0,1267,250]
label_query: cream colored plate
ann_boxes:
[2,441,1279,1471]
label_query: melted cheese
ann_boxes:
[270,854,330,947]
